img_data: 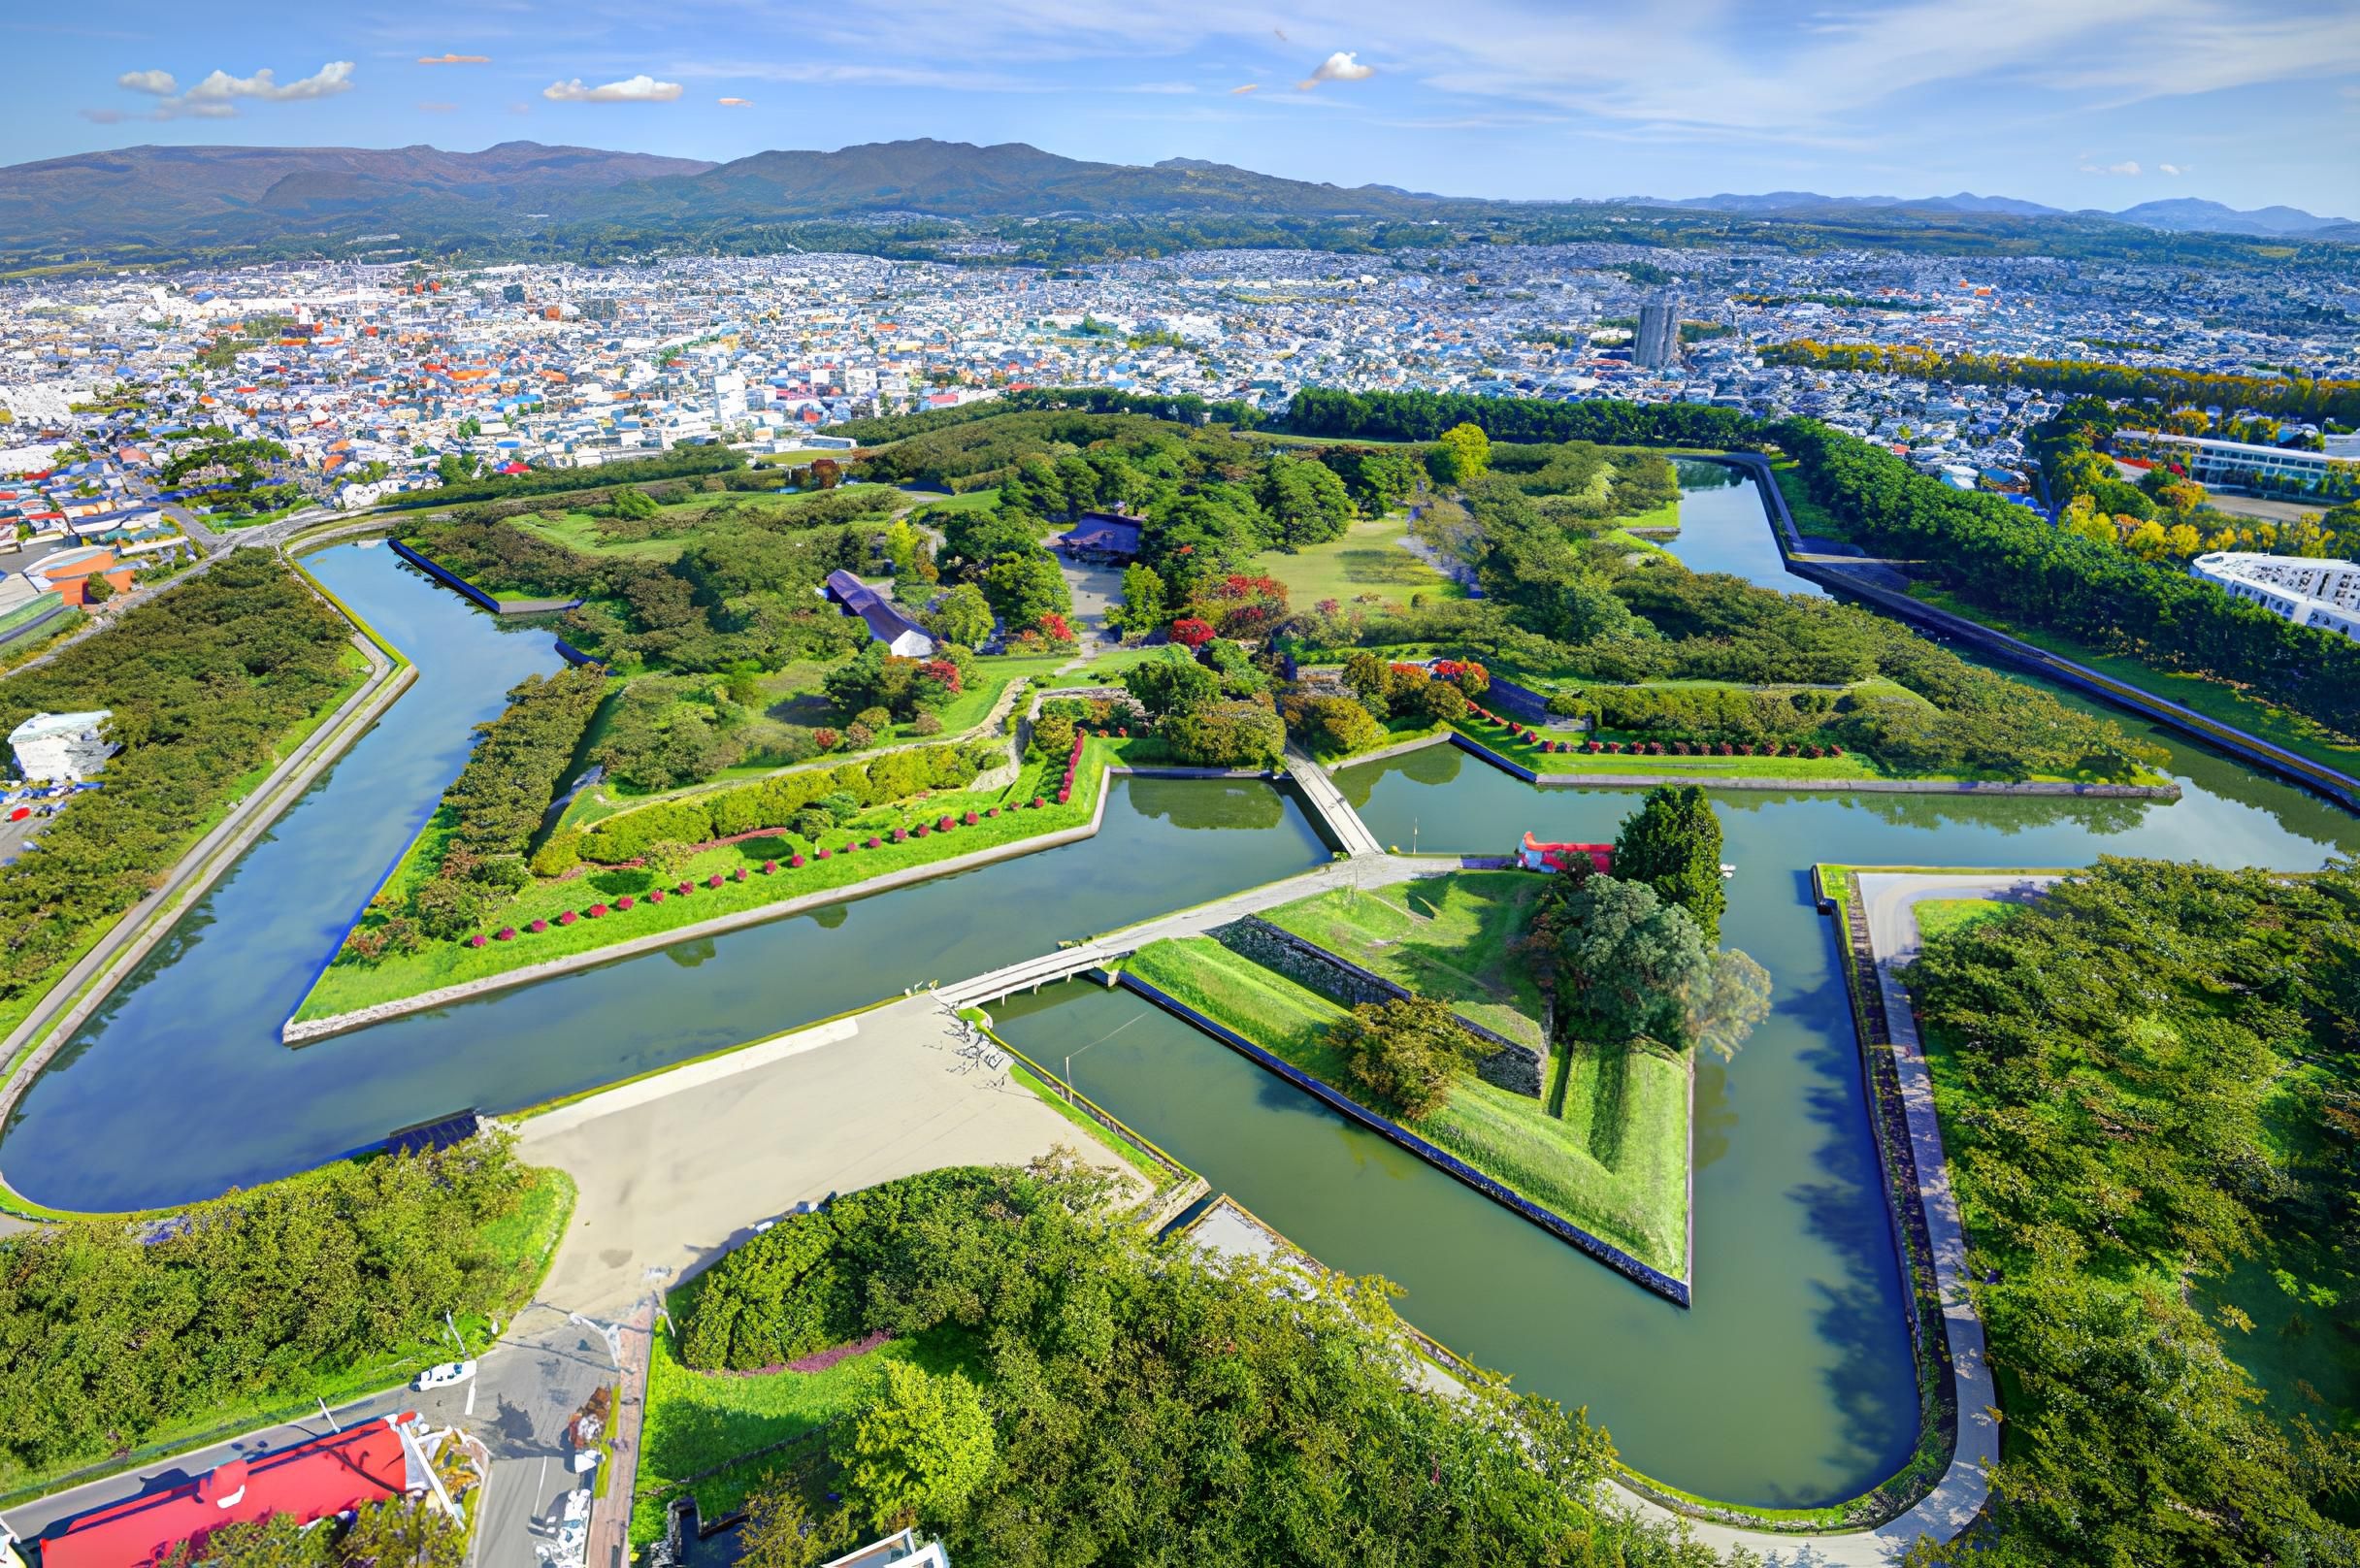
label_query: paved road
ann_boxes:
[1,1304,621,1568]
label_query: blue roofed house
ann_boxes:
[822,569,934,657]
[1054,510,1142,564]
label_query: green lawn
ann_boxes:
[1773,458,1853,542]
[1909,586,2360,781]
[514,510,689,563]
[1122,938,1688,1276]
[297,741,1119,1023]
[1257,871,1548,1048]
[1250,515,1464,611]
[1912,897,2019,945]
[630,1322,980,1546]
[1061,645,1168,684]
[1609,497,1682,536]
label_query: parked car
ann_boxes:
[416,1359,476,1390]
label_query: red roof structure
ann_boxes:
[1517,833,1613,875]
[43,1415,420,1568]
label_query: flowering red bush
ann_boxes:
[866,835,882,848]
[1585,739,1601,753]
[558,910,579,926]
[1034,611,1075,644]
[763,860,777,873]
[815,847,831,860]
[734,866,749,881]
[963,810,979,826]
[1169,616,1215,649]
[496,927,516,941]
[1648,741,1665,755]
[790,854,805,867]
[529,918,549,932]
[1803,744,1824,760]
[704,873,721,888]
[644,892,662,906]
[1057,789,1070,804]
[813,727,839,751]
[893,826,909,841]
[1828,745,1845,757]
[985,806,999,818]
[1116,728,1127,738]
[468,932,487,948]
[677,880,694,895]
[1030,796,1045,809]
[918,658,963,695]
[914,823,930,837]
[587,903,607,918]
[617,895,635,910]
[938,814,956,832]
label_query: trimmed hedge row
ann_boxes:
[574,740,1002,864]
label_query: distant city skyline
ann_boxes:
[8,0,2356,213]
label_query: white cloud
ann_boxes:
[1124,81,1197,93]
[717,96,752,106]
[417,53,490,65]
[1298,50,1374,89]
[418,100,458,113]
[2159,162,2184,175]
[2079,159,2143,175]
[102,59,353,119]
[183,62,354,104]
[541,74,682,103]
[1229,82,1261,94]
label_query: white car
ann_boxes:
[415,1359,476,1390]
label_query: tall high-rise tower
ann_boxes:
[1634,298,1681,369]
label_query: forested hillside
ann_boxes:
[1907,861,2360,1565]
[0,554,358,1025]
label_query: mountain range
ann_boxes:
[1,138,2350,266]
[1633,189,2352,237]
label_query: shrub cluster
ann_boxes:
[578,741,1000,864]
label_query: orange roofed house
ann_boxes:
[25,546,135,606]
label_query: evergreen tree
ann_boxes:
[1614,785,1725,944]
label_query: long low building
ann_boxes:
[2189,550,2360,640]
[2118,431,2344,493]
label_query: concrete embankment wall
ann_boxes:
[387,539,583,617]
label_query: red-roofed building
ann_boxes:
[1516,833,1612,875]
[42,1415,422,1568]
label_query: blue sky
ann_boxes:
[12,1,2359,214]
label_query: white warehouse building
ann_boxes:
[10,709,115,782]
[2189,551,2360,640]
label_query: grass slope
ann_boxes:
[1123,937,1688,1276]
[1257,871,1548,1048]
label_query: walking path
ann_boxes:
[936,852,1439,1008]
[1283,742,1387,856]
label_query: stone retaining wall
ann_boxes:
[1211,915,1545,1098]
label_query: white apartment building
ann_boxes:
[2120,431,2341,493]
[2189,551,2360,640]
